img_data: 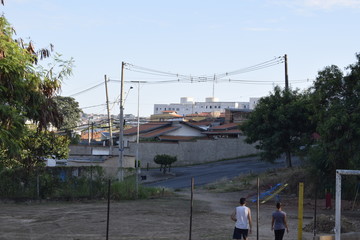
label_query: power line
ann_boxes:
[67,56,295,98]
[68,81,104,97]
[217,56,284,78]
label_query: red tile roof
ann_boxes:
[140,126,181,138]
[209,122,239,130]
[124,122,171,135]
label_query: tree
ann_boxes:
[308,53,360,180]
[54,96,83,130]
[153,154,177,174]
[0,15,73,168]
[240,86,314,168]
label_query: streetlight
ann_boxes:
[131,80,145,198]
[118,62,125,181]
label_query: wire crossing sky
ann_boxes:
[69,56,310,111]
[2,0,359,116]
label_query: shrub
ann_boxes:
[153,154,177,174]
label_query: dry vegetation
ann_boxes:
[0,167,359,240]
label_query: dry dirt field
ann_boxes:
[1,188,359,240]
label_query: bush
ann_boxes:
[110,176,168,200]
[153,154,177,174]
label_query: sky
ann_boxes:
[2,0,360,117]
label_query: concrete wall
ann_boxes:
[124,136,259,167]
[69,137,260,168]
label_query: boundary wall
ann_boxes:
[70,137,260,167]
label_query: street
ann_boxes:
[144,156,297,189]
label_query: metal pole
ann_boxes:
[105,75,113,147]
[135,81,140,199]
[118,62,125,181]
[335,169,360,240]
[298,182,304,240]
[106,179,111,240]
[189,177,194,240]
[335,171,341,240]
[314,182,318,237]
[88,119,91,145]
[284,54,289,90]
[257,177,259,240]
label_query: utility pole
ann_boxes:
[212,74,216,98]
[284,54,289,90]
[284,54,292,167]
[105,75,113,147]
[88,119,91,145]
[135,81,140,199]
[118,62,125,181]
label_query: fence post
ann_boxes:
[189,177,194,240]
[106,179,111,240]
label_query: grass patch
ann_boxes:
[203,166,311,196]
[111,176,174,200]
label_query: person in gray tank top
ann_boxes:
[271,202,288,240]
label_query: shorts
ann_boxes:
[233,227,248,239]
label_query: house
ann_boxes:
[224,108,252,124]
[150,110,184,121]
[80,129,111,145]
[204,122,242,139]
[122,121,207,143]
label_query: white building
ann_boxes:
[153,97,260,116]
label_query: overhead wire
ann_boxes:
[67,56,295,99]
[217,56,284,78]
[68,81,104,97]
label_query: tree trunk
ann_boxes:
[285,151,292,168]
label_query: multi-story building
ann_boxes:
[153,97,260,116]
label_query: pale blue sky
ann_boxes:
[2,0,360,116]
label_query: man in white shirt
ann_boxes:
[231,197,252,240]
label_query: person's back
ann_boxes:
[271,202,288,240]
[235,205,250,229]
[272,210,286,230]
[231,197,252,240]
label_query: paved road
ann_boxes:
[143,156,295,189]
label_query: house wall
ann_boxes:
[166,123,204,137]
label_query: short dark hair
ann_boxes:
[276,202,282,209]
[240,198,246,205]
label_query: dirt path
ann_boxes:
[0,190,357,240]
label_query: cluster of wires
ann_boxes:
[67,56,311,110]
[123,56,285,85]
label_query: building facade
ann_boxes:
[154,97,259,116]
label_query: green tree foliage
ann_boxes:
[53,96,82,130]
[153,154,177,173]
[0,16,73,168]
[309,53,360,181]
[240,86,314,167]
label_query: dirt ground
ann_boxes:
[1,187,359,240]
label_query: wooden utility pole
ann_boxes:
[104,75,113,147]
[284,54,292,168]
[118,62,125,181]
[284,54,289,90]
